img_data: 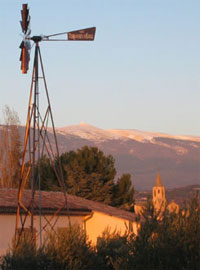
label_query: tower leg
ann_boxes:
[15,43,70,248]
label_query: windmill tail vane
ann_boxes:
[16,3,96,248]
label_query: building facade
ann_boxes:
[0,189,138,255]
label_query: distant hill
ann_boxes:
[16,123,200,190]
[135,184,200,206]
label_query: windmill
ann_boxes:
[16,3,96,247]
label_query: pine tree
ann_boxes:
[112,173,134,210]
[61,146,116,204]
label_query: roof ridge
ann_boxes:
[0,189,136,221]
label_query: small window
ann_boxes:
[158,189,160,194]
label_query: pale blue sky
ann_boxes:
[0,0,199,135]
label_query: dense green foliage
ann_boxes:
[111,173,134,210]
[36,146,134,209]
[60,146,116,204]
[2,197,199,270]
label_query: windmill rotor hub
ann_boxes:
[31,36,43,43]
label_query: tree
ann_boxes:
[61,146,116,204]
[112,173,134,211]
[38,146,135,209]
[0,106,21,188]
[34,155,58,191]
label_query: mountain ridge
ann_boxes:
[17,123,200,190]
[55,123,200,143]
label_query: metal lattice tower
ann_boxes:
[15,3,96,247]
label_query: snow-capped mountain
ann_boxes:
[55,122,124,141]
[54,123,200,157]
[20,123,200,190]
[109,128,200,144]
[55,123,200,144]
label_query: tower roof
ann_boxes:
[155,173,163,187]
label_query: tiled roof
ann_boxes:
[67,193,136,221]
[0,189,136,221]
[0,189,90,215]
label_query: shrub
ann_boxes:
[129,196,200,270]
[1,225,96,270]
[96,228,132,270]
[1,233,38,270]
[43,225,96,270]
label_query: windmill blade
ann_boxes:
[20,4,30,34]
[44,27,96,41]
[19,40,31,74]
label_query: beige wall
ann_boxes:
[84,211,138,245]
[0,215,16,256]
[0,214,84,256]
[0,212,138,255]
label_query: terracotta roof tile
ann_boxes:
[0,189,136,221]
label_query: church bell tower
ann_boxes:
[152,173,166,212]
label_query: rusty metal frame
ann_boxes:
[16,3,96,247]
[15,42,70,248]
